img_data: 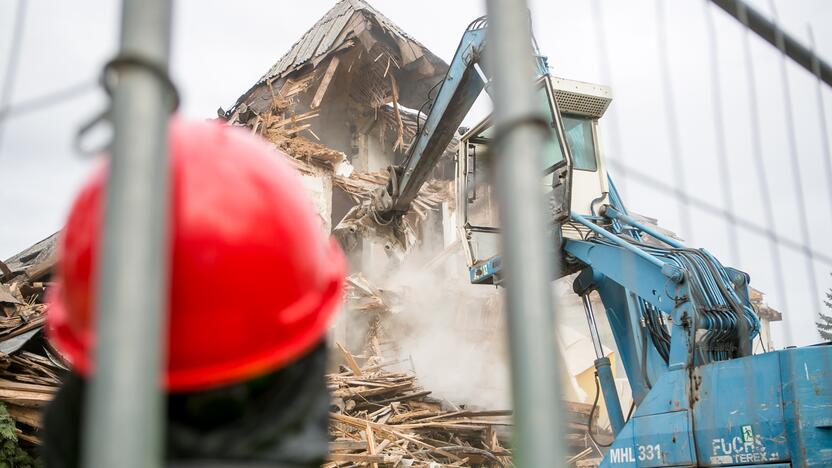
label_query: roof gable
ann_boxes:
[258,0,441,84]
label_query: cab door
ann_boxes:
[538,76,574,223]
[456,76,574,281]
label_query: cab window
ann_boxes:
[536,85,566,174]
[562,115,597,171]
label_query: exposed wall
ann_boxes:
[300,173,333,233]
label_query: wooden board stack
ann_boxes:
[0,234,65,446]
[326,345,513,468]
[326,344,603,467]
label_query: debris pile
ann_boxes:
[326,341,605,467]
[334,274,606,466]
[0,233,64,448]
[326,351,513,467]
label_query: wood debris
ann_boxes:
[325,341,601,467]
[0,234,66,446]
[345,273,399,314]
[326,346,513,467]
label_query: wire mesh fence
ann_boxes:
[590,0,832,348]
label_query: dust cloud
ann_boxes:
[380,256,511,410]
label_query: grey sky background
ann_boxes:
[1,0,831,347]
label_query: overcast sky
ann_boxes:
[1,0,831,347]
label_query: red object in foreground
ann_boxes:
[48,118,345,391]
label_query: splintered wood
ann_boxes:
[334,276,603,467]
[326,348,513,468]
[0,237,67,445]
[270,131,346,167]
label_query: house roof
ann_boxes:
[2,232,58,281]
[258,0,441,84]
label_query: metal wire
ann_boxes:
[607,159,832,268]
[0,0,28,157]
[655,0,695,243]
[735,2,790,329]
[703,0,741,267]
[768,0,822,328]
[0,80,97,122]
[589,0,627,196]
[807,24,832,248]
[587,0,826,350]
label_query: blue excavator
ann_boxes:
[352,16,831,467]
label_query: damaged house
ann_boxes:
[219,0,456,263]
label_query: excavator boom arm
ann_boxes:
[386,24,488,215]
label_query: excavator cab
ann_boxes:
[456,76,612,284]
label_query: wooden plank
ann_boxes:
[16,431,40,446]
[283,124,312,136]
[6,404,42,428]
[1,315,46,340]
[367,390,431,406]
[0,379,58,394]
[329,440,368,451]
[389,73,405,151]
[335,342,363,377]
[331,413,462,462]
[333,381,413,399]
[351,382,412,398]
[267,110,319,129]
[311,56,340,109]
[0,388,53,406]
[25,258,56,281]
[387,409,434,424]
[327,453,387,463]
[342,379,397,388]
[365,422,378,468]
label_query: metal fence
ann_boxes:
[590,0,832,348]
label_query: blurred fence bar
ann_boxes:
[485,0,567,466]
[83,0,173,467]
[711,0,832,87]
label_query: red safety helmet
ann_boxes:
[48,118,345,391]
